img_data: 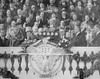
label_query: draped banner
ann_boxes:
[26,38,72,78]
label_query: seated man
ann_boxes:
[69,13,81,30]
[81,15,93,31]
[6,21,25,46]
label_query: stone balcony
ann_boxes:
[0,47,100,79]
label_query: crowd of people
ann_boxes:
[0,67,19,79]
[0,0,100,47]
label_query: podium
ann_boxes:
[21,38,73,78]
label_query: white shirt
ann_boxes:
[96,31,100,36]
[76,32,80,36]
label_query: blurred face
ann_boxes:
[49,0,56,4]
[6,17,11,23]
[40,12,44,18]
[78,1,81,6]
[25,0,30,5]
[17,9,22,16]
[60,21,65,26]
[11,21,16,27]
[10,4,15,10]
[23,5,28,10]
[73,14,77,20]
[87,3,92,9]
[51,13,56,18]
[34,22,39,27]
[70,5,74,10]
[38,28,43,33]
[31,5,35,11]
[40,3,44,8]
[6,10,11,16]
[88,0,92,3]
[62,11,66,17]
[17,18,21,23]
[73,0,77,3]
[86,26,91,32]
[85,15,89,21]
[36,16,40,22]
[26,17,31,23]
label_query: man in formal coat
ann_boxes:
[6,21,25,46]
[60,11,70,26]
[84,3,95,18]
[75,1,84,22]
[71,26,87,46]
[81,15,93,30]
[91,24,100,46]
[69,14,81,30]
[0,24,9,46]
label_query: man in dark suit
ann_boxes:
[40,12,48,26]
[75,1,84,22]
[0,24,9,46]
[6,21,25,46]
[91,24,100,46]
[71,26,87,46]
[60,11,70,26]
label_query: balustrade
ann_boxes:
[0,47,100,79]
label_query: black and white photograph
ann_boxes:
[0,0,100,79]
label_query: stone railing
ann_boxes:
[0,47,100,79]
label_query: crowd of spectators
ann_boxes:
[0,0,100,47]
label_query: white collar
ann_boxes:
[76,32,80,36]
[96,31,100,35]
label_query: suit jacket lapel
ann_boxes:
[92,32,100,43]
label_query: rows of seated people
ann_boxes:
[0,0,100,47]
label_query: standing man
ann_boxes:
[71,26,87,46]
[91,24,100,46]
[0,24,9,46]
